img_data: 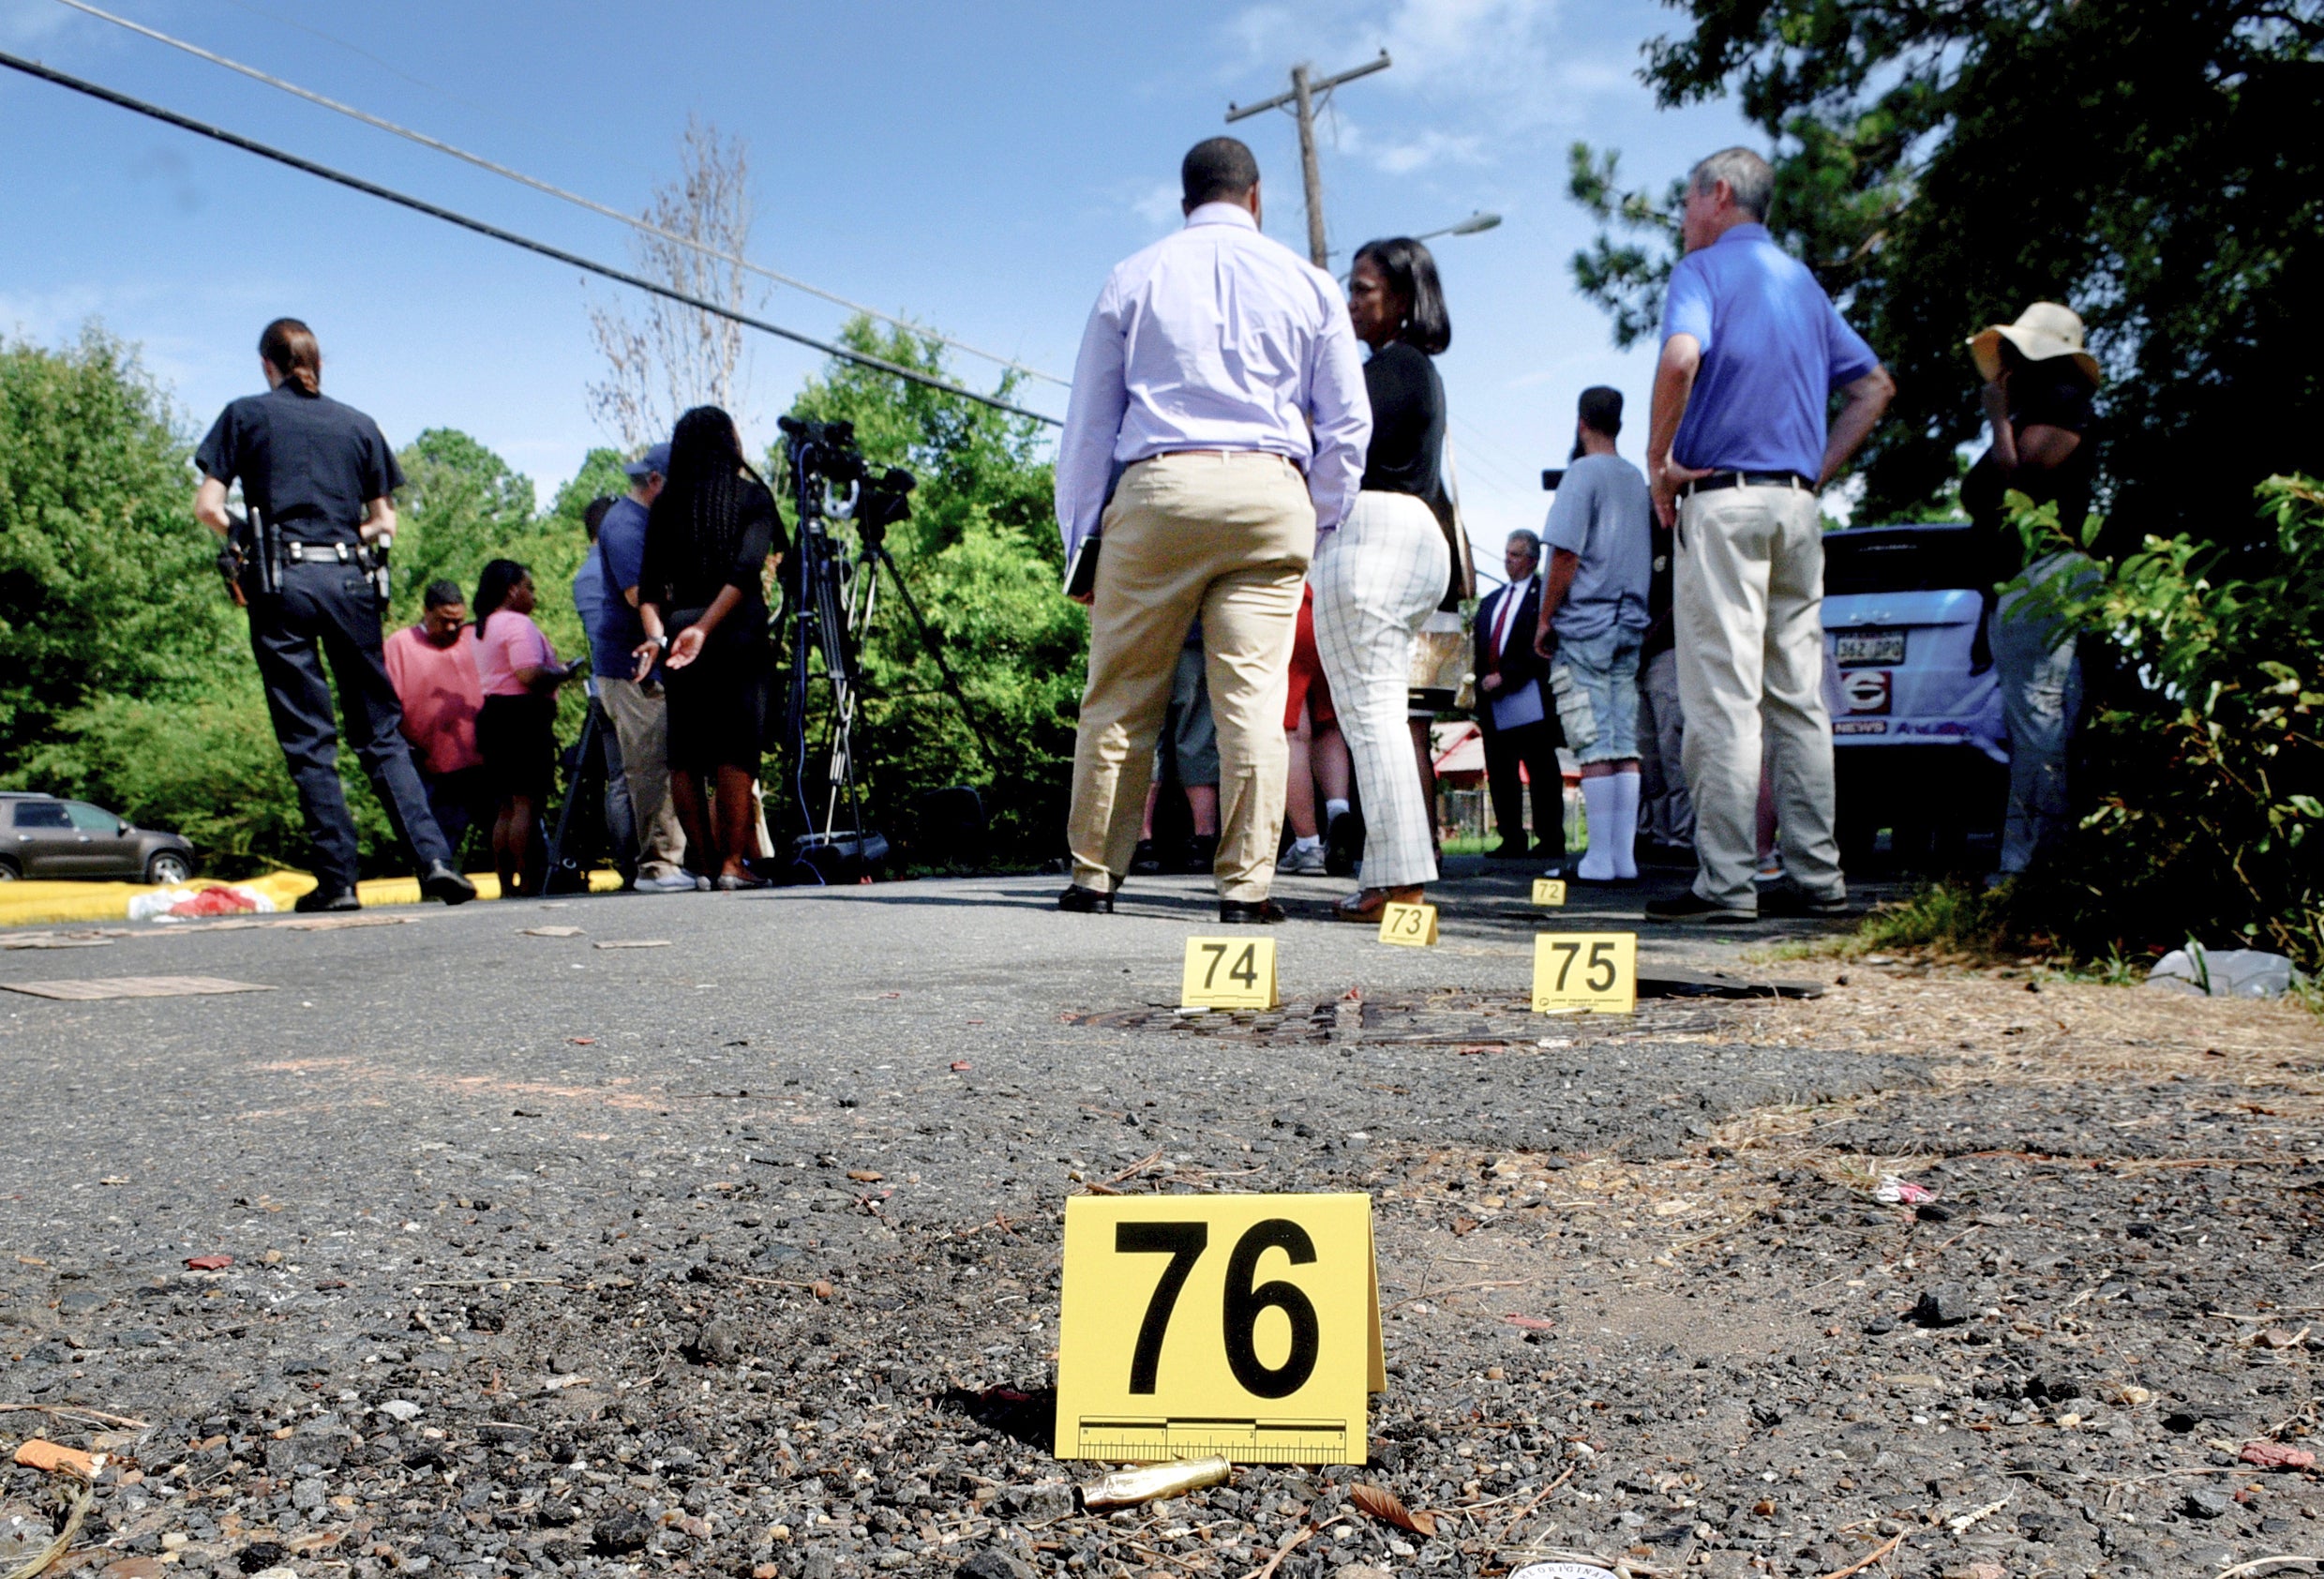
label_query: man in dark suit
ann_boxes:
[1474,529,1566,867]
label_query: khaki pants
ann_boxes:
[1674,483,1842,910]
[1069,452,1313,902]
[599,675,687,880]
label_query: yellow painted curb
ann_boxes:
[0,869,621,929]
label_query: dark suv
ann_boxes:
[0,793,196,884]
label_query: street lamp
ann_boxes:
[1414,211,1501,243]
[1337,212,1501,279]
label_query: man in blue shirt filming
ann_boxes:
[1642,147,1895,924]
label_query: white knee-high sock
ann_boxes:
[1610,768,1642,880]
[1577,775,1620,880]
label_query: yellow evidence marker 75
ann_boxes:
[1376,901,1437,947]
[1180,937,1279,1010]
[1531,931,1638,1015]
[1056,1193,1382,1465]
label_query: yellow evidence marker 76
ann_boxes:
[1531,931,1638,1015]
[1180,937,1279,1010]
[1056,1193,1382,1465]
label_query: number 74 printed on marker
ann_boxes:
[1180,936,1279,1009]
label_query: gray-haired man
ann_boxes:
[1642,147,1894,924]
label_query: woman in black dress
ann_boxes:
[631,406,787,890]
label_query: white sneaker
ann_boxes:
[634,873,696,895]
[1280,842,1327,876]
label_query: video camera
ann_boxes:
[776,416,916,545]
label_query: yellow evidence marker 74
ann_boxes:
[1056,1193,1382,1465]
[1531,931,1638,1015]
[1180,937,1279,1010]
[1376,901,1437,947]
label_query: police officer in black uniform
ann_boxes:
[193,318,476,911]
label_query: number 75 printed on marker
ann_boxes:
[1531,931,1637,1014]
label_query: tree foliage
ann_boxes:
[0,329,237,757]
[775,319,1078,867]
[2000,477,2323,971]
[1569,0,2324,545]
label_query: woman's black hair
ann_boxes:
[642,405,768,606]
[472,558,529,625]
[1353,236,1451,355]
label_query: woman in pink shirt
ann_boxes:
[472,559,579,896]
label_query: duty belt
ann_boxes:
[1682,470,1813,497]
[280,540,359,564]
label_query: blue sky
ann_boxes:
[0,0,1756,566]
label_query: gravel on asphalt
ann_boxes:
[1,869,2319,1579]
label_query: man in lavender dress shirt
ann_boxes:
[1054,137,1372,924]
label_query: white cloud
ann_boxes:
[1220,0,1643,173]
[1129,179,1182,230]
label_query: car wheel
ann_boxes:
[145,852,192,886]
[0,858,17,880]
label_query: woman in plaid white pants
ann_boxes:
[1312,237,1457,923]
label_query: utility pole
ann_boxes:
[1227,50,1390,269]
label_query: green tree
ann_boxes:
[0,328,237,756]
[775,319,1078,866]
[2001,478,2324,971]
[1567,0,2324,545]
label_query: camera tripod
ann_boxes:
[775,418,997,883]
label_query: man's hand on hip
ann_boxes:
[1650,456,1714,529]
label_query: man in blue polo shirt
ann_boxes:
[592,443,694,893]
[1642,146,1895,924]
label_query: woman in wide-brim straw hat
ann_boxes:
[1960,301,2102,886]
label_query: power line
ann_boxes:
[49,0,1068,388]
[0,48,1062,429]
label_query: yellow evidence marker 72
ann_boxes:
[1376,901,1437,947]
[1056,1193,1382,1465]
[1531,878,1567,908]
[1531,931,1638,1015]
[1180,937,1279,1010]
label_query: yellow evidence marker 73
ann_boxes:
[1056,1193,1382,1465]
[1376,901,1437,947]
[1531,931,1638,1015]
[1180,937,1279,1010]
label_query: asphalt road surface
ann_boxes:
[2,864,2320,1579]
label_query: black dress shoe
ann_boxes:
[1643,890,1758,924]
[1057,883,1115,914]
[1219,897,1286,925]
[1130,840,1163,877]
[1324,809,1364,878]
[293,886,361,913]
[1486,840,1530,860]
[419,861,477,906]
[1758,881,1849,917]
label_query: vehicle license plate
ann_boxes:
[1837,628,1906,665]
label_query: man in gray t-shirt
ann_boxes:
[1534,386,1654,881]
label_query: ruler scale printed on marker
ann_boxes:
[1056,1194,1380,1465]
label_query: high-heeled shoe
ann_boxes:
[1332,884,1423,924]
